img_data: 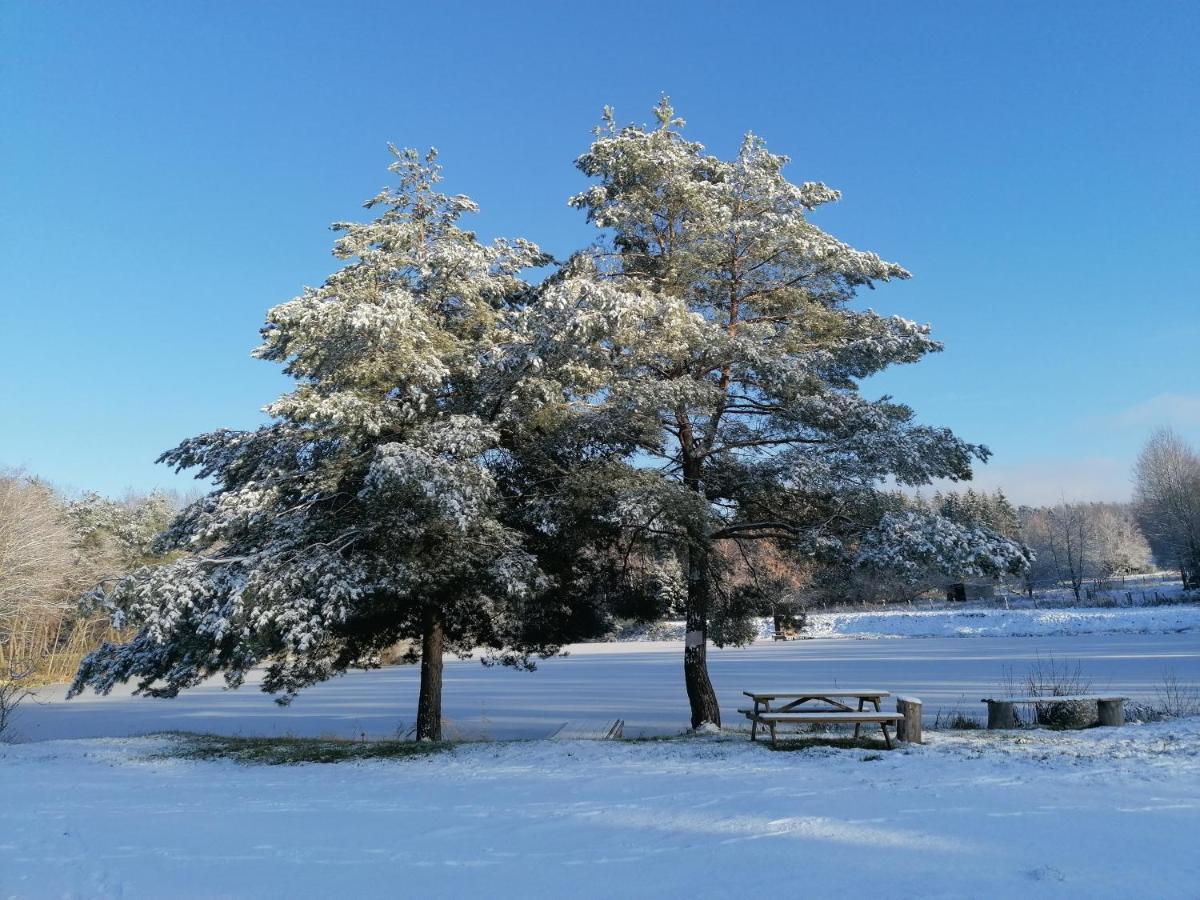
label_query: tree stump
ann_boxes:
[1097,699,1125,727]
[986,700,1017,729]
[896,697,923,744]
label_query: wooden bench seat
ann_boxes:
[741,707,904,748]
[755,712,904,724]
[981,695,1126,704]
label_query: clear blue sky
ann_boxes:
[2,1,1197,504]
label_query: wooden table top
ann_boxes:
[743,690,890,700]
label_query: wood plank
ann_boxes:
[753,712,904,723]
[981,696,1126,704]
[552,719,624,740]
[743,690,890,700]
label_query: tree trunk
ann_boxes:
[415,608,444,742]
[684,545,721,730]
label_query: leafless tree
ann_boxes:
[1088,503,1153,580]
[0,474,175,685]
[0,473,76,672]
[1134,428,1200,587]
[1021,501,1153,598]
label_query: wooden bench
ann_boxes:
[980,696,1127,729]
[738,710,905,748]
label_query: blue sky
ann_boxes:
[2,1,1197,504]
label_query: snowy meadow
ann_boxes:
[3,716,1198,899]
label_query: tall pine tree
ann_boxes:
[70,149,588,740]
[540,101,1012,727]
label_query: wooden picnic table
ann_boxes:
[740,690,904,747]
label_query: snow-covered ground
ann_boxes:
[799,603,1200,640]
[618,600,1200,642]
[13,632,1200,742]
[2,720,1199,898]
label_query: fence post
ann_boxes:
[896,697,923,744]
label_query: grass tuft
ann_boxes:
[933,709,981,730]
[154,732,451,765]
[765,735,892,752]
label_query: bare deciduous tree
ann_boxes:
[1021,501,1153,600]
[1088,503,1152,579]
[0,474,175,688]
[1134,428,1200,587]
[0,474,76,672]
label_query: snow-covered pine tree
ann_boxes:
[70,149,578,741]
[538,100,1021,728]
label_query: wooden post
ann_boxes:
[1097,699,1125,727]
[896,697,923,744]
[986,700,1017,729]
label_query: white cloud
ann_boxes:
[1103,393,1200,429]
[917,457,1132,507]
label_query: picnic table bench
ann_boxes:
[980,695,1127,729]
[740,690,917,748]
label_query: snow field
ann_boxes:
[801,603,1200,639]
[618,602,1200,642]
[16,632,1200,742]
[2,720,1199,898]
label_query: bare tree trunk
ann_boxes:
[415,607,444,742]
[684,544,721,730]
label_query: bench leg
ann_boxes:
[769,722,777,747]
[880,722,893,750]
[986,701,1017,729]
[751,717,758,742]
[1098,699,1124,727]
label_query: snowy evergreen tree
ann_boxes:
[67,490,178,569]
[931,489,1020,539]
[70,149,589,741]
[810,490,1027,606]
[857,508,1029,586]
[535,100,1019,727]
